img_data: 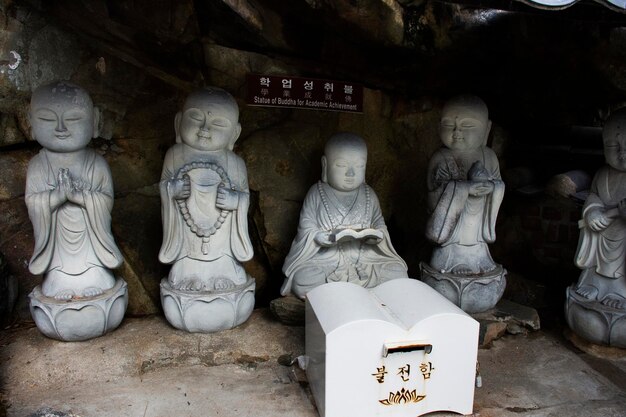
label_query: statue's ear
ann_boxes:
[321,155,328,183]
[483,119,492,146]
[228,122,242,151]
[174,111,182,144]
[92,106,101,138]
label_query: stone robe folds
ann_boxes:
[159,145,253,285]
[426,147,504,273]
[575,166,626,280]
[26,149,123,279]
[281,182,407,296]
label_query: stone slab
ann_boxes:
[0,309,304,393]
[1,310,625,417]
[12,363,318,417]
[474,299,541,347]
[473,332,626,416]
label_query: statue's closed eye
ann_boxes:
[212,118,230,127]
[186,109,204,122]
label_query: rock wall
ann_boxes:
[0,2,445,320]
[2,0,626,321]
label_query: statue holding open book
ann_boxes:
[281,132,408,299]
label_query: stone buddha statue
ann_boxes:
[566,108,626,348]
[159,87,255,332]
[281,132,408,299]
[26,81,127,341]
[420,95,506,313]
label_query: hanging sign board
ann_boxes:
[246,73,363,113]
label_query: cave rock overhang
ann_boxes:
[520,0,625,12]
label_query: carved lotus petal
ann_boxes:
[160,278,255,333]
[56,305,106,341]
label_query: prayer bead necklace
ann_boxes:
[175,161,233,255]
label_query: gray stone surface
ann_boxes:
[0,310,303,392]
[474,333,626,416]
[1,310,625,417]
[15,363,317,417]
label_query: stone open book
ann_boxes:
[329,228,383,243]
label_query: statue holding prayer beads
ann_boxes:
[566,108,626,348]
[159,86,255,333]
[420,95,506,313]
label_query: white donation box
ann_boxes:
[305,278,479,417]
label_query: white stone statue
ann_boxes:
[420,95,506,313]
[159,87,255,333]
[281,132,408,299]
[26,81,127,341]
[566,108,626,348]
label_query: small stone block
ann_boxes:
[270,295,305,325]
[478,319,507,348]
[495,299,541,330]
[564,329,626,359]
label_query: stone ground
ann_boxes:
[0,309,625,417]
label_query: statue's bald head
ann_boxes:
[175,86,242,150]
[31,81,93,115]
[440,95,491,151]
[182,87,239,121]
[322,132,368,192]
[29,81,99,152]
[442,95,489,124]
[324,132,367,160]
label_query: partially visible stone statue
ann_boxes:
[281,132,407,299]
[566,108,626,348]
[159,87,255,332]
[26,81,127,341]
[420,95,506,313]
